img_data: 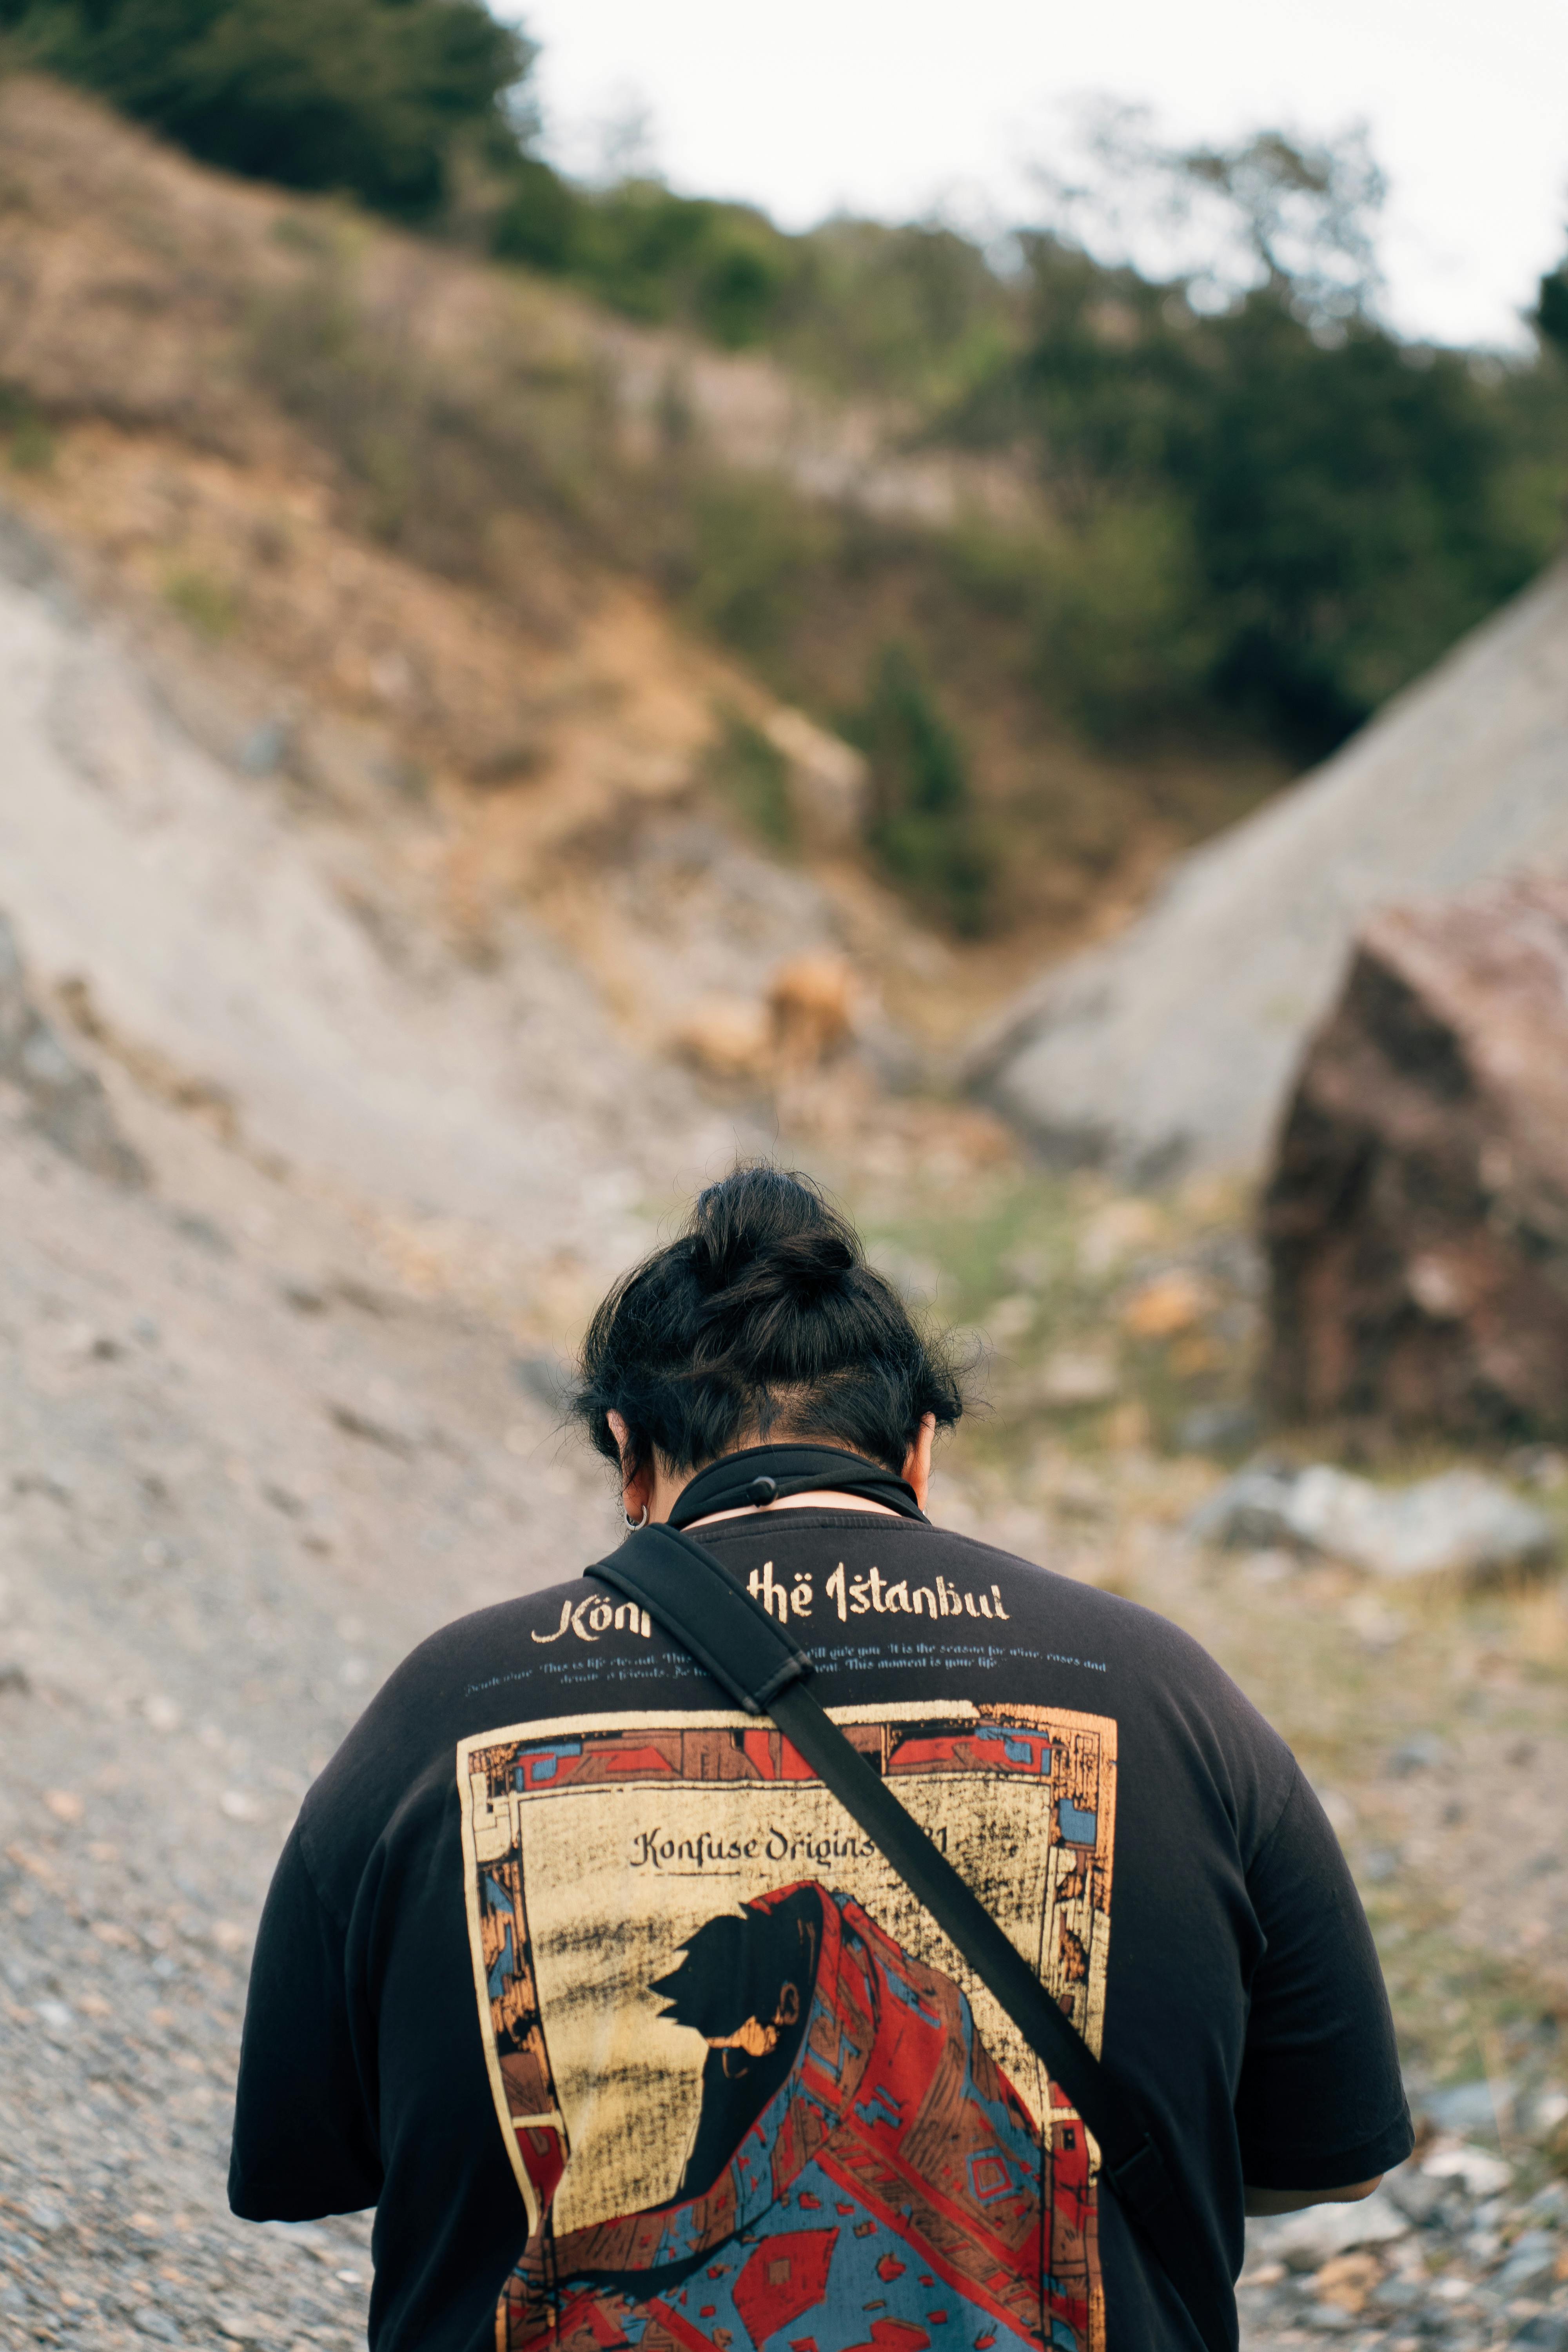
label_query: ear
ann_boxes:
[902,1413,937,1510]
[607,1410,653,1525]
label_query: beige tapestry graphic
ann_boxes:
[459,1699,1116,2352]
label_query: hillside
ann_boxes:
[0,73,1294,1030]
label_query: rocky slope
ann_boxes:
[0,501,748,1288]
[967,562,1568,1182]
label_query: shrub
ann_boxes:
[676,475,838,661]
[490,156,578,274]
[845,646,993,936]
[767,218,1019,407]
[702,709,795,849]
[500,178,797,351]
[0,383,55,472]
[164,565,239,639]
[247,250,616,575]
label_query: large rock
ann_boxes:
[965,563,1568,1181]
[1189,1461,1555,1581]
[1249,2191,1409,2273]
[1262,877,1568,1436]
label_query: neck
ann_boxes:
[684,1487,907,1530]
[665,1441,927,1532]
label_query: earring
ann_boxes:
[623,1503,650,1532]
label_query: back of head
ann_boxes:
[574,1163,963,1478]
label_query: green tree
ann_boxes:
[512,179,796,349]
[988,133,1553,758]
[1171,297,1531,748]
[1,0,532,220]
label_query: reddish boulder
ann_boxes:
[1262,877,1568,1436]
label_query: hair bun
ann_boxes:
[689,1166,860,1298]
[764,1227,855,1298]
[574,1157,964,1479]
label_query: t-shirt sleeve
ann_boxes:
[229,1823,383,2220]
[1234,1766,1414,2190]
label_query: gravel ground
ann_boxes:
[2,1051,1564,2350]
[1237,2168,1568,2350]
[0,1074,613,2349]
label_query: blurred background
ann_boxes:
[0,3,1566,2346]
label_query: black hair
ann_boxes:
[651,1887,822,2039]
[573,1163,964,1479]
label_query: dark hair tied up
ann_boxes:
[574,1163,964,1479]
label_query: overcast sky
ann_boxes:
[512,0,1567,350]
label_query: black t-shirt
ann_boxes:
[229,1511,1412,2352]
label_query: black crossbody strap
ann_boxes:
[588,1523,1233,2352]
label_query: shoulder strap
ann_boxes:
[587,1522,1234,2352]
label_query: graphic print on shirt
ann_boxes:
[458,1699,1116,2352]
